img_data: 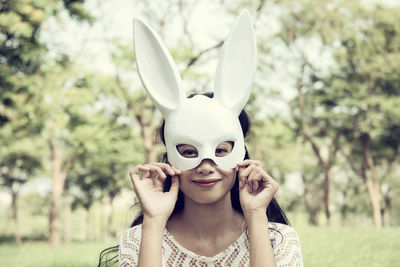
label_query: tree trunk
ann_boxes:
[5,202,11,236]
[63,190,72,244]
[301,174,320,226]
[363,175,382,228]
[107,193,117,239]
[49,159,67,247]
[141,122,157,163]
[383,193,393,226]
[47,118,68,248]
[132,92,158,164]
[360,133,382,229]
[46,111,109,246]
[11,191,21,247]
[309,209,319,226]
[85,208,91,241]
[296,62,332,225]
[322,167,332,224]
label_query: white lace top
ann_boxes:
[119,222,303,266]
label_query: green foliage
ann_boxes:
[0,0,92,127]
[248,116,302,175]
[0,151,41,189]
[298,226,400,267]
[0,0,96,214]
[277,0,400,223]
[68,121,142,210]
[289,0,400,141]
[0,241,112,267]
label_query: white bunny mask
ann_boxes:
[133,10,257,171]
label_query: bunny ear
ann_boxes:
[133,19,185,116]
[214,10,257,115]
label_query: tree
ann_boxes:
[41,59,125,246]
[68,121,141,241]
[0,0,92,128]
[277,0,400,227]
[0,150,41,246]
[276,1,344,224]
[0,0,94,246]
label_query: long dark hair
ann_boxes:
[98,92,289,266]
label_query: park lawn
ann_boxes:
[297,226,400,267]
[0,241,117,267]
[0,226,399,267]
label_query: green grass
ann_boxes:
[0,241,116,267]
[0,227,399,267]
[297,226,400,267]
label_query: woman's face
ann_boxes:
[176,141,237,205]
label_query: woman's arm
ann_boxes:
[137,217,167,267]
[129,163,181,267]
[237,160,279,267]
[245,212,277,267]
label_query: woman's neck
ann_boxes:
[168,193,245,239]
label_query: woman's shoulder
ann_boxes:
[122,224,143,235]
[119,225,143,265]
[267,222,301,247]
[267,222,304,266]
[268,222,299,236]
[119,225,143,249]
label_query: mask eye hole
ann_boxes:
[177,144,198,158]
[215,141,234,157]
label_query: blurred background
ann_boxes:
[1,0,399,266]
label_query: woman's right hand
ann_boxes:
[130,163,181,224]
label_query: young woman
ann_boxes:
[113,10,302,267]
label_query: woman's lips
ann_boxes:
[192,179,221,187]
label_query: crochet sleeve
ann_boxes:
[270,223,304,267]
[119,225,142,267]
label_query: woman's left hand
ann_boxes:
[237,160,279,218]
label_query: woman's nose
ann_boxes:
[196,159,216,174]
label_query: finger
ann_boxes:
[146,167,165,186]
[237,160,262,168]
[248,167,265,192]
[130,165,147,181]
[144,164,167,180]
[238,171,245,189]
[256,171,279,196]
[247,166,260,182]
[129,167,139,185]
[265,174,279,193]
[260,170,275,186]
[251,176,260,192]
[130,167,146,195]
[237,166,250,189]
[169,175,180,196]
[137,165,152,179]
[145,167,164,185]
[129,166,140,179]
[239,164,256,179]
[255,179,260,191]
[152,162,176,176]
[171,166,182,175]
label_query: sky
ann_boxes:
[42,0,231,74]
